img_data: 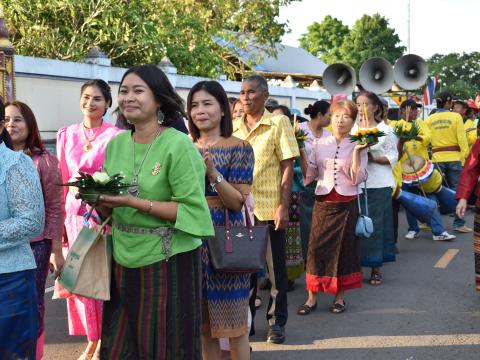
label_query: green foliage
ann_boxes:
[428,52,480,99]
[300,13,405,69]
[4,0,296,78]
[339,14,405,70]
[299,15,349,64]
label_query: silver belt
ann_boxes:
[113,221,175,261]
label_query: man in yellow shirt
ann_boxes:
[391,99,455,241]
[453,100,477,150]
[233,74,299,344]
[425,91,471,232]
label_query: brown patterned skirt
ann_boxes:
[306,199,362,294]
[474,210,480,291]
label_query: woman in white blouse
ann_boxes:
[354,92,398,286]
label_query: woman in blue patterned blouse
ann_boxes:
[188,80,255,360]
[0,101,45,359]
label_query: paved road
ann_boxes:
[44,209,480,359]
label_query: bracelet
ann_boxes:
[145,200,153,214]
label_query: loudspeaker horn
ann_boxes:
[359,57,394,94]
[394,54,428,90]
[323,63,356,96]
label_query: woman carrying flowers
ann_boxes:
[353,92,398,286]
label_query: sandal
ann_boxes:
[331,300,347,314]
[297,302,317,315]
[369,270,383,286]
[255,295,262,309]
[77,353,93,360]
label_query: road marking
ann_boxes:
[45,286,54,294]
[251,334,480,351]
[434,249,460,269]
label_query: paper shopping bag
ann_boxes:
[59,217,112,300]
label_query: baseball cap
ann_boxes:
[265,98,279,109]
[400,99,422,110]
[437,91,453,103]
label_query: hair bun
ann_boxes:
[304,104,314,115]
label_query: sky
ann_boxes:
[279,0,480,59]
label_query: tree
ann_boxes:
[428,52,480,99]
[339,14,405,71]
[4,0,296,78]
[299,15,349,64]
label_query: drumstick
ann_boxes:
[363,102,368,124]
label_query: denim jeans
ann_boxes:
[434,161,465,228]
[403,184,446,236]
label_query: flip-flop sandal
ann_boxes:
[297,302,317,315]
[369,271,383,286]
[331,300,347,314]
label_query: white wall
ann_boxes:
[14,55,328,140]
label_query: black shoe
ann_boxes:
[259,278,271,290]
[287,279,296,292]
[267,325,285,344]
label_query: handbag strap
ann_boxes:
[356,182,369,216]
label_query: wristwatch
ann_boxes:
[210,174,224,192]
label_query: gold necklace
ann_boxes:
[81,122,102,153]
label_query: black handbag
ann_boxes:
[207,206,269,273]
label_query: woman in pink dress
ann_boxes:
[57,79,122,360]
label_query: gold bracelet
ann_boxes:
[145,200,153,214]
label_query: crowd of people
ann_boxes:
[1,65,480,360]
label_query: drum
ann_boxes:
[401,155,434,185]
[420,169,442,193]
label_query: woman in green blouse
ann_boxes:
[96,65,214,359]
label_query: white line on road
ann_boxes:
[434,249,460,269]
[45,285,54,293]
[251,334,480,351]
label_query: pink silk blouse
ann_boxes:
[57,122,123,216]
[305,135,368,196]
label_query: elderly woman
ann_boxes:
[0,101,45,359]
[297,99,368,315]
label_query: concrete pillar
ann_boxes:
[84,46,111,82]
[0,2,15,102]
[157,56,177,87]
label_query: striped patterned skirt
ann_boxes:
[474,210,480,291]
[100,248,202,360]
[286,191,304,281]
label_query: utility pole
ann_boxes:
[407,0,411,53]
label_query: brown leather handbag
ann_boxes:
[207,206,269,273]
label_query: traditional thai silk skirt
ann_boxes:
[100,248,202,360]
[0,269,38,360]
[286,191,304,281]
[300,183,316,260]
[474,209,480,291]
[359,187,396,268]
[306,199,362,294]
[201,242,250,338]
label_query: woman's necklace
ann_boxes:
[81,121,102,153]
[128,127,162,197]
